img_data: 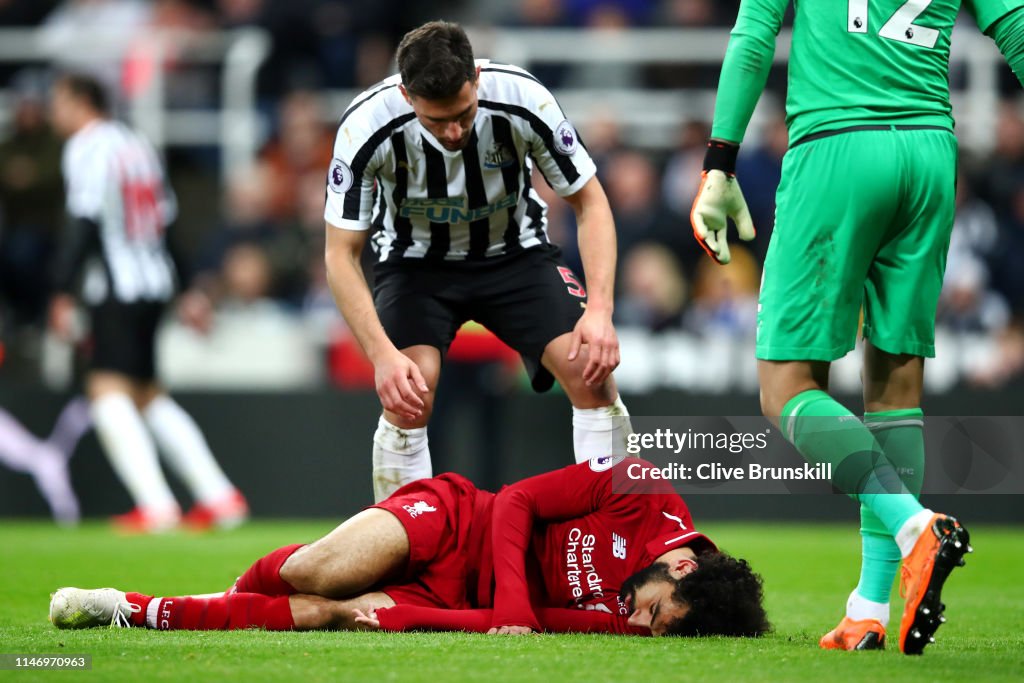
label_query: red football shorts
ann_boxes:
[371,473,493,609]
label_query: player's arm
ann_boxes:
[490,461,623,633]
[521,75,618,385]
[563,177,619,386]
[323,123,428,421]
[50,145,105,340]
[48,214,99,339]
[973,3,1024,87]
[691,0,787,264]
[372,605,646,635]
[325,225,428,421]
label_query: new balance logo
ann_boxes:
[402,501,437,518]
[612,533,627,559]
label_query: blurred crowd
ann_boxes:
[1,0,1023,391]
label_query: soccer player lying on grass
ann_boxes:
[49,457,769,637]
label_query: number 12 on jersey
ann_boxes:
[848,0,939,48]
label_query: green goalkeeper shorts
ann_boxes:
[756,126,958,361]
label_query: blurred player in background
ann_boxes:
[48,73,248,533]
[690,0,1023,655]
[324,21,630,501]
[0,397,89,525]
[49,457,769,638]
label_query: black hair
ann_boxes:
[56,73,110,115]
[396,21,476,100]
[664,551,771,637]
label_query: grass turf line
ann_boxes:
[1,521,1021,682]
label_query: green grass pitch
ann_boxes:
[2,520,1022,682]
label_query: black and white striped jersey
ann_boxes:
[324,60,597,263]
[62,120,178,305]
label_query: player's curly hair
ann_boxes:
[396,21,476,100]
[665,551,770,638]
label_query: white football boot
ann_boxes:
[49,588,140,629]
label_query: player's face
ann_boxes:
[620,562,691,637]
[406,77,479,151]
[49,84,76,137]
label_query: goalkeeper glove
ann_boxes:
[690,140,755,265]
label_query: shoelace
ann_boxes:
[111,598,141,628]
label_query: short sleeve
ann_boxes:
[517,79,597,197]
[324,112,389,231]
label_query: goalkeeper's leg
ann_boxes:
[760,360,970,654]
[854,348,928,626]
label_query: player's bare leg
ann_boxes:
[862,343,923,413]
[280,508,410,598]
[756,359,830,425]
[374,345,441,500]
[542,332,630,463]
[87,371,180,531]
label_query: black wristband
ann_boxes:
[702,140,739,175]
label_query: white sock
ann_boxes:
[91,393,177,510]
[144,395,233,504]
[372,416,431,503]
[846,589,890,627]
[572,395,633,464]
[146,597,163,629]
[895,509,936,557]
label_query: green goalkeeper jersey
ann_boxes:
[712,0,1024,144]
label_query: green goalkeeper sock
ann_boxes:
[865,408,925,494]
[854,409,926,603]
[780,390,924,537]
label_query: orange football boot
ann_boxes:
[899,514,972,655]
[820,616,886,650]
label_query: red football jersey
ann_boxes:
[491,457,716,630]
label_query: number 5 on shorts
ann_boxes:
[557,266,586,298]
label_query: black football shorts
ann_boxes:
[372,245,587,392]
[88,300,165,381]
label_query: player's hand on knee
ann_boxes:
[375,350,428,421]
[690,141,755,265]
[487,625,536,635]
[569,311,620,386]
[352,608,381,630]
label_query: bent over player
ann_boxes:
[49,458,769,638]
[689,0,1022,654]
[323,21,631,501]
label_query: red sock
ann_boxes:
[125,592,154,627]
[149,593,294,631]
[231,543,303,596]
